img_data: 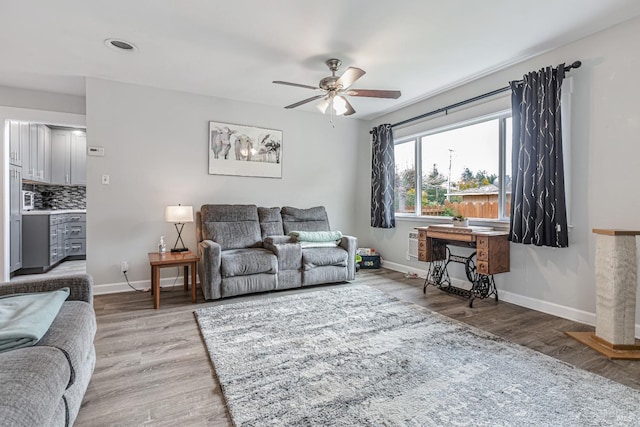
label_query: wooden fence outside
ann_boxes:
[419,201,511,219]
[444,200,511,219]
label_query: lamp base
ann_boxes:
[171,247,189,253]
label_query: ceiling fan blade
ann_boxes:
[346,89,401,99]
[273,81,320,90]
[335,67,365,89]
[342,96,356,116]
[284,94,325,109]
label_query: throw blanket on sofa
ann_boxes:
[289,231,342,242]
[289,231,343,248]
[0,287,69,353]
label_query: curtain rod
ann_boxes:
[371,60,581,133]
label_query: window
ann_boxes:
[394,140,415,214]
[394,113,511,221]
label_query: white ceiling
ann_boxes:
[1,0,640,119]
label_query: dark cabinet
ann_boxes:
[21,212,86,273]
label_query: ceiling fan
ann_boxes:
[273,58,401,117]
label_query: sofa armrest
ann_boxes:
[339,235,358,281]
[264,235,296,245]
[0,274,93,304]
[198,240,223,300]
[264,240,302,271]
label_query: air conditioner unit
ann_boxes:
[407,230,419,260]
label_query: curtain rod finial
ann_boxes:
[571,60,581,69]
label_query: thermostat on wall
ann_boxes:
[88,146,105,156]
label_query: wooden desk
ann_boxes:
[416,225,510,306]
[148,251,199,309]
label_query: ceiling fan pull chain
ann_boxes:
[330,98,336,128]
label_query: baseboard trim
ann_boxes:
[381,260,640,339]
[95,276,196,295]
[381,260,429,278]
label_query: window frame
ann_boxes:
[394,109,512,223]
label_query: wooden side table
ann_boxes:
[148,251,200,309]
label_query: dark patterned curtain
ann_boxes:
[509,64,568,247]
[371,124,395,228]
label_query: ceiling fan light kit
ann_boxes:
[274,58,401,118]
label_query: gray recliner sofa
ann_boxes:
[0,274,96,427]
[196,205,357,300]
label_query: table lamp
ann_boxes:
[165,204,193,252]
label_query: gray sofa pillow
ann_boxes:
[281,206,330,234]
[258,207,284,238]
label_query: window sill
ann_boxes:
[395,214,510,231]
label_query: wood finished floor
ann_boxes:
[75,269,640,426]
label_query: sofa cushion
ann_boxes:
[281,206,330,234]
[201,205,262,250]
[0,346,70,427]
[302,247,348,270]
[258,207,284,239]
[221,249,277,278]
[37,301,96,389]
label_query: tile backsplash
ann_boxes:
[22,183,86,210]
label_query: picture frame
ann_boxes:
[208,121,282,178]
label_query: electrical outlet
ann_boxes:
[120,261,129,274]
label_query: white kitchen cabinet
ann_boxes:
[8,121,22,167]
[51,129,85,185]
[51,129,71,185]
[9,165,22,272]
[71,131,86,185]
[43,126,52,183]
[36,124,46,181]
[22,123,51,183]
[26,123,38,180]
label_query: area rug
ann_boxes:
[195,285,640,426]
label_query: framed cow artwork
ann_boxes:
[208,121,283,178]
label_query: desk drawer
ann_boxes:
[477,237,489,249]
[427,231,475,242]
[477,248,488,261]
[477,261,490,275]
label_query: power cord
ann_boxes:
[123,267,181,293]
[159,267,181,289]
[123,271,146,292]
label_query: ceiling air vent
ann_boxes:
[104,38,137,52]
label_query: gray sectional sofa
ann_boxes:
[196,205,357,300]
[0,274,96,427]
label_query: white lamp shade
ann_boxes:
[316,98,330,114]
[333,96,348,115]
[165,205,193,223]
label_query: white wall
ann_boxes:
[85,78,363,290]
[356,16,640,333]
